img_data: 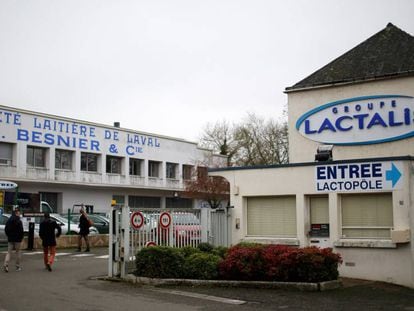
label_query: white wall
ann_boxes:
[211,159,414,288]
[287,77,414,163]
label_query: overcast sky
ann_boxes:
[0,0,413,142]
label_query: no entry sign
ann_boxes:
[159,212,172,229]
[130,211,145,230]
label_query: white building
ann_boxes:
[0,105,226,213]
[211,23,414,288]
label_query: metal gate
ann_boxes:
[108,205,230,277]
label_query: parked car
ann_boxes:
[48,214,99,235]
[0,214,10,243]
[1,213,41,243]
[172,213,201,246]
[61,213,109,234]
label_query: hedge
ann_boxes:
[135,243,342,282]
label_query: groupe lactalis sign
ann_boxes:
[296,95,414,145]
[315,161,403,192]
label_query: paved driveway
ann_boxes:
[0,247,413,311]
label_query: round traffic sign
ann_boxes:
[130,211,145,230]
[145,241,157,247]
[159,212,172,229]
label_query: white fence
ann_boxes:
[108,205,229,278]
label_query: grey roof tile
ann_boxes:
[286,23,414,91]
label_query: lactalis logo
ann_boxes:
[296,95,414,145]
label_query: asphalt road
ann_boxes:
[0,247,413,311]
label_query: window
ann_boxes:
[341,193,393,239]
[166,197,193,209]
[81,152,98,172]
[106,156,122,174]
[247,196,296,237]
[128,196,160,209]
[148,160,161,178]
[55,149,72,170]
[182,165,193,180]
[0,142,13,165]
[27,146,46,168]
[166,162,178,179]
[129,158,143,176]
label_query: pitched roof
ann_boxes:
[286,23,414,92]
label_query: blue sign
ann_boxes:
[315,161,403,192]
[296,95,414,145]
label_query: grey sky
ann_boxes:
[0,0,413,142]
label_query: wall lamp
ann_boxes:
[315,144,333,161]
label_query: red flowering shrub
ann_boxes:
[219,244,342,282]
[218,244,266,280]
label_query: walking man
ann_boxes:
[3,208,24,272]
[77,208,91,252]
[39,212,62,272]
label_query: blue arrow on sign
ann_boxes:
[386,163,402,187]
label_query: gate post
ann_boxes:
[200,208,209,243]
[120,205,130,278]
[108,207,119,277]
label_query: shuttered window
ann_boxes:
[310,196,329,224]
[247,196,296,237]
[0,142,13,165]
[341,193,393,239]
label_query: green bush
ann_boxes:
[211,246,228,258]
[184,252,221,280]
[179,246,201,258]
[135,246,185,278]
[197,242,214,253]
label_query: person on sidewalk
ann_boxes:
[39,212,62,272]
[77,208,91,252]
[3,208,24,272]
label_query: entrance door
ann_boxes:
[309,196,330,247]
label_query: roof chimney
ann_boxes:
[114,122,120,128]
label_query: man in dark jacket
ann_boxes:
[39,212,62,272]
[77,208,90,252]
[3,208,24,272]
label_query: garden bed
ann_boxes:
[131,243,343,291]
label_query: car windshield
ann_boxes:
[51,214,69,224]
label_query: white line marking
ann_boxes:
[71,254,95,257]
[23,252,44,255]
[55,253,72,256]
[152,289,246,305]
[95,255,109,259]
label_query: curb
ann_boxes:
[108,275,342,292]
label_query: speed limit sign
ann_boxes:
[130,211,145,230]
[159,212,172,229]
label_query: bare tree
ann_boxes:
[199,113,288,166]
[198,120,239,166]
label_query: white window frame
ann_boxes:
[27,146,46,168]
[166,162,178,179]
[55,149,73,170]
[81,152,99,172]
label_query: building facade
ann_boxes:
[0,105,226,214]
[211,24,414,288]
